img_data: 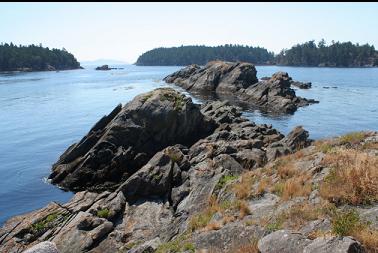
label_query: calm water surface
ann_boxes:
[0,64,377,225]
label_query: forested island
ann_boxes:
[276,40,378,67]
[0,43,81,72]
[136,40,378,67]
[135,45,275,66]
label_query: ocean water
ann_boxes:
[0,64,377,225]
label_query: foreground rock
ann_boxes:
[2,89,376,253]
[23,241,59,253]
[258,230,364,253]
[164,61,318,113]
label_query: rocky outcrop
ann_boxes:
[48,88,214,191]
[95,65,111,70]
[2,89,376,253]
[164,61,318,113]
[291,81,312,89]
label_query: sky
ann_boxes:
[1,2,378,63]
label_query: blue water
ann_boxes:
[0,64,377,225]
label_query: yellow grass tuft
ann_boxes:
[320,149,378,205]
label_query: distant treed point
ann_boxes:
[0,43,81,72]
[136,40,378,67]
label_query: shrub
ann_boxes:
[332,209,360,236]
[97,208,110,219]
[339,132,366,145]
[215,174,238,191]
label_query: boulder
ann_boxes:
[22,242,59,253]
[258,230,364,253]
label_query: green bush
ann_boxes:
[332,209,360,236]
[97,208,110,219]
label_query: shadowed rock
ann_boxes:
[48,88,215,191]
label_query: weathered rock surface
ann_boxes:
[258,230,364,253]
[22,241,59,253]
[48,88,214,191]
[164,61,318,113]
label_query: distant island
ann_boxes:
[0,43,81,72]
[276,40,378,67]
[135,45,275,66]
[136,40,378,68]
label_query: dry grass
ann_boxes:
[189,196,252,232]
[238,200,251,218]
[279,202,331,230]
[233,171,256,199]
[330,209,378,253]
[188,195,220,231]
[320,149,378,205]
[314,139,335,153]
[339,131,367,145]
[362,142,378,150]
[204,221,223,231]
[230,240,259,253]
[352,228,378,253]
[281,173,312,201]
[277,162,298,179]
[256,177,271,195]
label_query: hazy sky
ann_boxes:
[1,2,378,63]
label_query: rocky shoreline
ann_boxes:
[0,88,377,253]
[163,61,318,114]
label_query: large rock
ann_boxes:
[164,61,258,93]
[48,88,215,191]
[240,71,318,113]
[22,242,59,253]
[164,62,318,113]
[258,230,364,253]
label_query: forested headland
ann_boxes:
[0,43,81,72]
[275,40,378,67]
[136,40,378,67]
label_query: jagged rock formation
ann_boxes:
[164,61,318,114]
[1,89,376,253]
[48,88,215,191]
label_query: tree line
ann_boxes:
[135,45,275,66]
[136,41,378,67]
[0,43,81,72]
[275,40,378,67]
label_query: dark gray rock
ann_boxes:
[164,62,318,114]
[95,65,111,70]
[291,81,312,89]
[164,61,258,93]
[48,88,215,191]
